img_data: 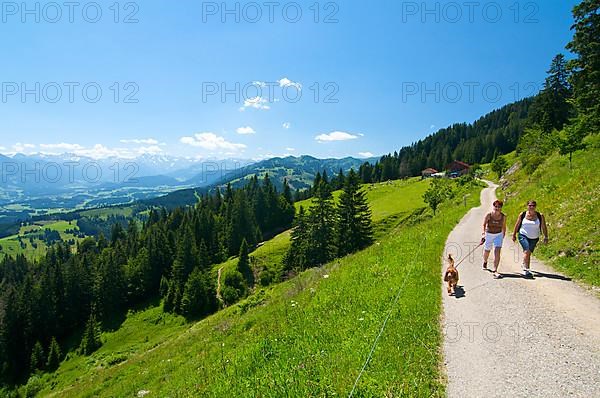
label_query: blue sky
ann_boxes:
[0,0,579,160]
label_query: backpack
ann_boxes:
[517,211,542,231]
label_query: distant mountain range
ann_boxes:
[0,153,378,222]
[146,155,377,208]
[217,155,377,190]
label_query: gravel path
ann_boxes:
[442,181,600,398]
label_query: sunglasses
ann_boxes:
[528,204,536,207]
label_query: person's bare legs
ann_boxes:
[483,249,491,269]
[523,250,532,270]
[492,247,501,276]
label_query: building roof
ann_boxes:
[446,160,470,169]
[422,168,438,173]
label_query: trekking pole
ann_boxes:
[453,237,485,269]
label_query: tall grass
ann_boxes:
[32,180,482,397]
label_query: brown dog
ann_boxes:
[444,254,459,295]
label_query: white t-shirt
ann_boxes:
[520,216,541,239]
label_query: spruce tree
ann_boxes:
[566,0,600,135]
[30,341,45,371]
[163,281,175,313]
[46,337,61,370]
[307,179,336,266]
[353,178,374,251]
[79,313,101,355]
[237,239,253,287]
[336,169,374,256]
[531,54,573,134]
[282,178,293,204]
[284,206,309,272]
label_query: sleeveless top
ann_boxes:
[520,216,541,239]
[486,212,505,234]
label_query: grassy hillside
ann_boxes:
[499,147,599,287]
[214,178,431,285]
[0,220,83,259]
[295,178,430,238]
[24,179,483,397]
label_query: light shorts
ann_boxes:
[484,232,504,250]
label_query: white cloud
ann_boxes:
[236,126,256,135]
[136,145,163,155]
[15,141,167,159]
[253,152,294,161]
[252,81,267,88]
[39,143,85,151]
[13,143,36,153]
[120,138,159,145]
[180,132,246,152]
[0,146,5,150]
[239,96,271,111]
[315,131,361,143]
[278,77,302,90]
[430,125,436,130]
[81,144,131,159]
[286,147,296,151]
[358,152,374,158]
[282,122,291,129]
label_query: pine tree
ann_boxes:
[284,206,309,272]
[531,54,573,134]
[79,312,101,355]
[159,275,169,298]
[169,258,186,313]
[282,178,293,204]
[566,0,600,135]
[93,248,126,325]
[163,280,175,313]
[336,169,374,256]
[46,337,61,370]
[198,240,209,271]
[125,247,152,304]
[30,341,45,371]
[237,239,253,287]
[307,179,336,266]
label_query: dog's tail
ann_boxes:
[447,254,453,262]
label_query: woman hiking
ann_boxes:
[512,200,549,277]
[482,200,507,279]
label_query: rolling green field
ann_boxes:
[0,220,82,259]
[499,147,600,287]
[295,178,431,238]
[216,178,431,285]
[23,178,483,397]
[78,206,135,220]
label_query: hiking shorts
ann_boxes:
[484,232,504,250]
[518,234,539,253]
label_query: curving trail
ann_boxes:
[442,181,600,397]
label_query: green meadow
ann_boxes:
[0,220,82,260]
[26,178,483,397]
